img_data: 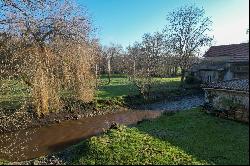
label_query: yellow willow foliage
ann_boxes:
[31,67,50,116]
[75,54,96,102]
[16,46,61,116]
[61,43,96,102]
[31,66,61,116]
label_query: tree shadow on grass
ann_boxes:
[132,109,249,165]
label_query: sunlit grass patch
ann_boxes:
[95,75,181,100]
[70,125,207,165]
[96,77,138,99]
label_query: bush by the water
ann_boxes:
[185,74,201,84]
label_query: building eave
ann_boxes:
[203,88,249,94]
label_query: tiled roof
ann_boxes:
[202,79,249,92]
[204,43,249,58]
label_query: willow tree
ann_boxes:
[0,0,99,115]
[164,5,213,83]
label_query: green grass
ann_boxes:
[66,126,208,165]
[96,75,181,100]
[0,75,181,109]
[52,108,248,165]
[0,159,9,165]
[0,79,30,109]
[135,108,249,165]
[95,75,182,108]
[95,77,138,99]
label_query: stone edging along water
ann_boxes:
[143,95,205,111]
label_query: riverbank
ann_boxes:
[0,102,127,134]
[7,108,249,165]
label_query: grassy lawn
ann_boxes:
[0,75,182,109]
[51,108,248,165]
[96,75,181,100]
[95,76,138,99]
[135,108,249,165]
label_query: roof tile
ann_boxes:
[204,43,249,58]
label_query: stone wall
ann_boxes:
[204,88,249,122]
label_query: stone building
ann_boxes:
[203,79,249,122]
[188,43,249,83]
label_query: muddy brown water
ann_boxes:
[0,110,162,162]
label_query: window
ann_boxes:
[207,75,212,82]
[233,65,249,72]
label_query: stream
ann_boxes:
[0,110,162,162]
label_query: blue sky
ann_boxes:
[78,0,249,48]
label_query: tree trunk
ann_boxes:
[133,60,136,76]
[95,64,98,77]
[21,75,32,87]
[95,64,98,87]
[168,67,171,77]
[107,58,111,84]
[180,68,185,84]
[173,66,177,76]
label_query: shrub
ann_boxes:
[185,74,201,84]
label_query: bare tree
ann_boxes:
[141,32,165,77]
[127,32,165,99]
[126,42,142,78]
[164,5,213,83]
[102,44,123,84]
